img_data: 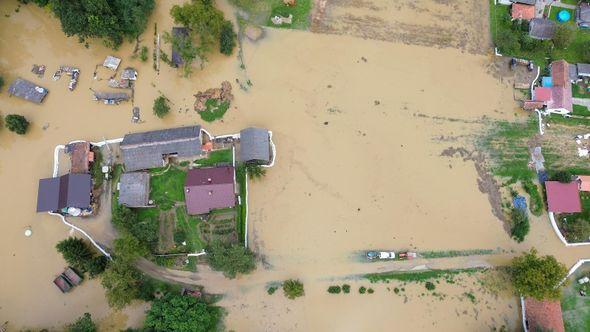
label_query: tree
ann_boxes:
[66,312,96,332]
[510,249,568,300]
[552,25,574,49]
[552,170,571,183]
[163,31,200,76]
[0,75,4,92]
[145,294,221,332]
[86,255,109,278]
[153,95,170,118]
[140,45,149,62]
[101,258,142,309]
[206,241,256,278]
[5,114,29,135]
[282,279,304,299]
[495,30,520,54]
[114,233,149,262]
[510,208,530,243]
[56,237,95,272]
[219,20,236,55]
[112,205,158,251]
[245,163,266,180]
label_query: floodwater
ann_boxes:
[1,0,589,330]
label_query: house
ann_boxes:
[239,127,271,164]
[103,55,121,71]
[36,174,92,213]
[7,78,48,104]
[545,181,582,213]
[512,3,535,20]
[118,172,151,207]
[523,297,565,332]
[577,175,590,192]
[172,27,189,67]
[120,125,203,171]
[93,91,130,103]
[530,60,573,113]
[184,166,236,215]
[529,18,555,40]
[67,142,93,174]
[577,2,590,28]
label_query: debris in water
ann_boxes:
[42,123,50,130]
[132,107,140,123]
[374,100,380,106]
[324,121,329,125]
[31,64,46,77]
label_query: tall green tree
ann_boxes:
[56,237,95,272]
[153,95,171,118]
[145,294,221,332]
[113,233,149,262]
[219,20,236,55]
[552,25,574,49]
[101,257,142,308]
[66,312,96,332]
[5,114,30,135]
[206,241,256,278]
[510,249,568,300]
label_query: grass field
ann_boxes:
[230,0,311,30]
[573,83,590,98]
[195,149,233,167]
[562,263,590,331]
[199,99,230,123]
[149,166,186,210]
[365,268,482,283]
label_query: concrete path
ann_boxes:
[573,98,590,108]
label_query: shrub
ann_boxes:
[0,76,4,92]
[552,25,574,49]
[267,286,277,295]
[327,285,341,294]
[153,95,170,118]
[283,279,304,299]
[86,256,109,278]
[56,237,95,272]
[342,284,351,294]
[5,114,29,135]
[495,30,520,54]
[219,20,236,55]
[510,208,530,243]
[552,171,572,183]
[245,163,267,179]
[393,287,400,294]
[425,281,436,291]
[359,286,367,294]
[511,249,568,300]
[140,46,149,62]
[367,288,374,294]
[207,241,256,278]
[66,312,96,332]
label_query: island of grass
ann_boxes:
[230,0,312,30]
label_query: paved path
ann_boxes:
[573,98,590,108]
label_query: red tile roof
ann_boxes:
[552,60,569,87]
[184,166,236,215]
[578,175,590,192]
[69,142,90,174]
[523,101,545,110]
[512,4,535,20]
[534,87,552,102]
[547,85,573,113]
[545,181,582,213]
[524,298,565,332]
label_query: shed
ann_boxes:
[577,3,590,27]
[103,56,121,71]
[545,181,582,213]
[7,78,48,104]
[577,175,590,192]
[118,172,151,207]
[67,142,92,174]
[239,127,271,164]
[172,27,189,67]
[523,100,544,110]
[577,63,590,77]
[523,298,565,332]
[36,174,92,212]
[529,18,555,40]
[93,91,130,102]
[120,125,202,171]
[511,0,536,5]
[184,166,236,215]
[511,4,535,20]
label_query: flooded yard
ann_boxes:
[0,0,589,330]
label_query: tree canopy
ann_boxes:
[5,114,30,135]
[206,241,256,278]
[101,257,142,308]
[510,249,568,300]
[56,237,95,272]
[219,20,236,55]
[48,0,155,48]
[552,25,574,50]
[66,312,96,332]
[145,294,221,332]
[153,95,171,118]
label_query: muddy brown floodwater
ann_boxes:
[1,0,589,331]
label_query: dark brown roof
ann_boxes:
[68,142,90,174]
[524,298,565,332]
[184,166,235,215]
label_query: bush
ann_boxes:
[425,281,436,291]
[145,294,221,332]
[367,288,374,294]
[327,285,341,294]
[207,241,256,278]
[359,286,367,294]
[219,20,236,55]
[0,76,4,92]
[283,279,304,299]
[552,171,571,183]
[112,205,158,250]
[5,114,29,135]
[56,237,95,272]
[86,256,109,278]
[342,284,351,294]
[153,95,170,118]
[510,208,530,243]
[140,46,149,62]
[511,249,568,300]
[495,30,520,54]
[552,25,574,49]
[66,312,96,332]
[522,179,543,216]
[267,286,277,295]
[114,233,149,262]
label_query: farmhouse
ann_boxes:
[7,78,48,104]
[36,174,92,213]
[118,172,151,207]
[545,181,582,213]
[184,166,236,215]
[529,18,555,40]
[120,125,203,171]
[530,60,573,114]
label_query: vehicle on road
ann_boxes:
[366,251,418,260]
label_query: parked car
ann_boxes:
[366,251,418,260]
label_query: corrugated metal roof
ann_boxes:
[239,127,270,163]
[529,18,555,40]
[36,174,91,212]
[8,78,48,104]
[119,172,151,207]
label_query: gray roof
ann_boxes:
[103,56,121,70]
[577,3,590,24]
[512,0,536,5]
[569,64,579,81]
[8,78,48,104]
[36,174,92,212]
[118,172,150,207]
[121,126,202,171]
[529,18,555,40]
[172,27,189,67]
[239,127,270,163]
[93,91,129,101]
[577,63,590,76]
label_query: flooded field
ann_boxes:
[1,0,589,330]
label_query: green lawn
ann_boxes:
[560,0,579,6]
[573,104,590,117]
[573,83,590,98]
[198,99,230,123]
[149,167,187,210]
[562,263,590,331]
[548,7,575,25]
[175,206,204,252]
[236,164,247,244]
[365,268,481,283]
[195,149,233,167]
[230,0,311,30]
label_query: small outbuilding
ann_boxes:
[529,18,555,40]
[577,63,590,78]
[93,91,130,104]
[523,297,565,332]
[8,78,48,104]
[67,142,93,174]
[577,175,590,192]
[577,2,590,28]
[36,174,92,213]
[545,181,582,213]
[103,55,121,71]
[184,166,236,215]
[511,0,536,5]
[239,127,271,164]
[118,172,151,207]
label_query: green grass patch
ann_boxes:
[198,99,230,123]
[90,146,104,189]
[149,167,186,210]
[561,264,590,331]
[521,178,544,216]
[195,149,233,167]
[548,8,576,25]
[560,0,578,5]
[175,206,205,253]
[365,268,481,283]
[419,249,494,259]
[236,164,247,244]
[267,0,311,30]
[573,83,590,98]
[573,104,590,117]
